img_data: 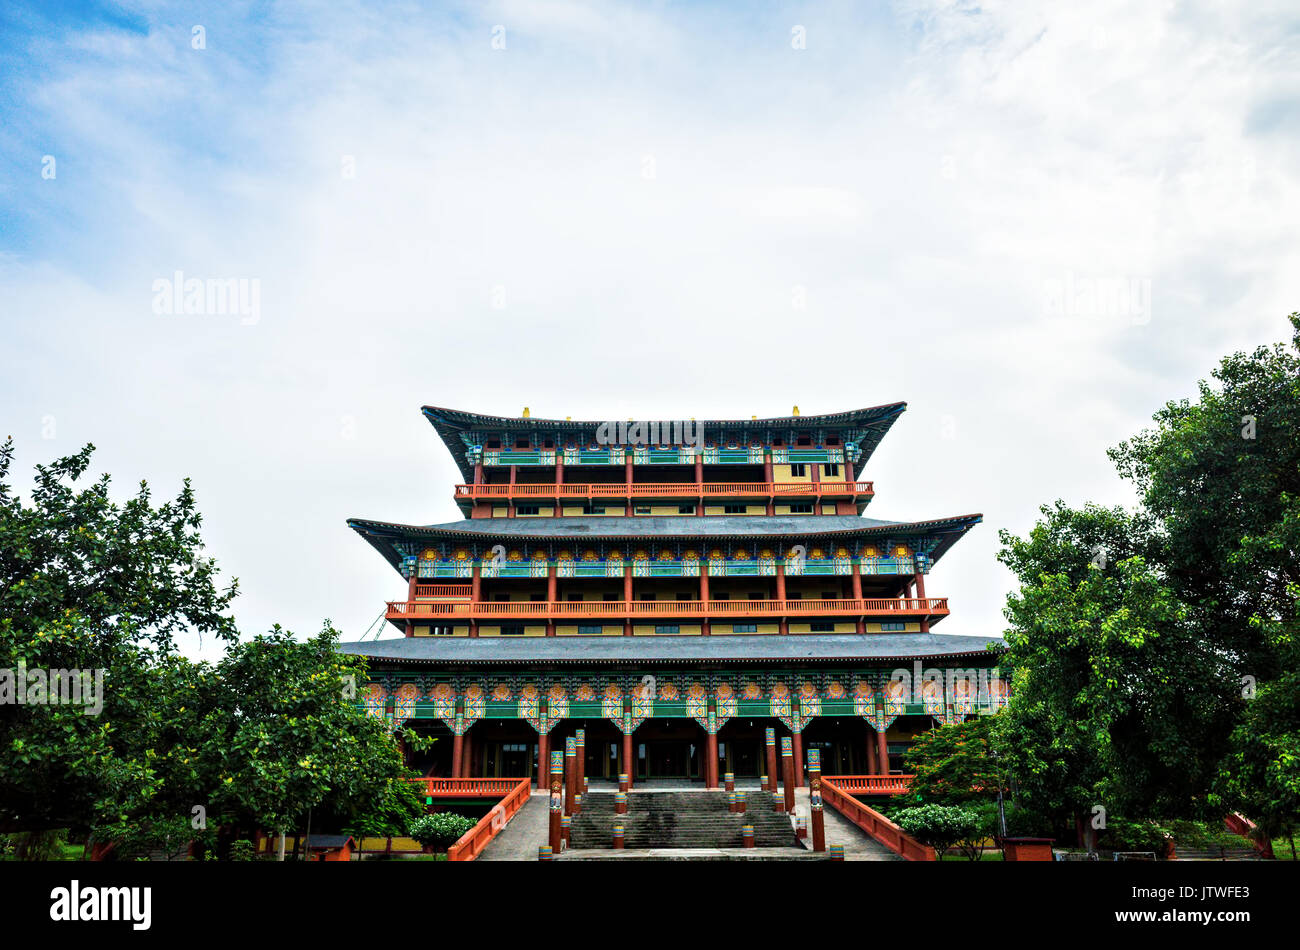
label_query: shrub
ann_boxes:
[408,812,475,850]
[229,839,256,862]
[894,804,982,860]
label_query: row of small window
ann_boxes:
[514,504,819,515]
[430,621,908,635]
[489,592,849,601]
[485,439,843,450]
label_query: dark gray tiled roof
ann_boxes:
[337,633,1004,666]
[423,403,908,482]
[365,514,900,538]
[347,512,982,574]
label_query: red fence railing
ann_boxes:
[455,481,873,500]
[446,778,533,862]
[406,777,523,798]
[820,776,935,861]
[387,597,948,620]
[818,774,912,795]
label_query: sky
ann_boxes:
[1,0,1298,660]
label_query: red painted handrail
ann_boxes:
[407,777,522,797]
[446,778,533,861]
[819,774,913,795]
[819,777,935,861]
[387,597,948,620]
[455,481,873,500]
[413,584,472,599]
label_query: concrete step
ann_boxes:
[569,790,800,850]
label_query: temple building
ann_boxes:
[340,403,1005,789]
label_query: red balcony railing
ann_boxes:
[455,481,873,502]
[385,597,948,621]
[405,777,523,797]
[820,774,913,795]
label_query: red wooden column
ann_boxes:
[876,726,890,776]
[508,465,517,518]
[473,458,484,485]
[695,452,705,515]
[470,559,481,638]
[462,726,474,777]
[624,455,634,516]
[546,563,557,637]
[622,709,635,790]
[574,729,585,814]
[764,451,775,515]
[404,561,416,634]
[536,724,549,790]
[699,568,710,636]
[554,453,564,517]
[915,570,929,633]
[775,564,788,636]
[548,750,564,855]
[865,724,878,773]
[780,736,796,813]
[808,749,826,852]
[792,727,805,788]
[765,727,778,794]
[851,559,865,635]
[451,710,464,779]
[564,736,577,817]
[706,730,719,789]
[623,565,634,636]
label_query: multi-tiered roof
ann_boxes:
[342,403,993,666]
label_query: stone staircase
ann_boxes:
[570,791,798,850]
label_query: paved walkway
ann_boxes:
[476,787,902,862]
[795,788,902,861]
[477,791,550,861]
[556,848,820,861]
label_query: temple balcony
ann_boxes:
[384,595,949,622]
[454,480,873,506]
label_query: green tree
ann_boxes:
[0,439,238,833]
[903,715,1002,805]
[997,313,1300,835]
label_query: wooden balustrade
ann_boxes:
[406,777,523,797]
[818,774,912,795]
[445,778,533,861]
[413,584,472,599]
[454,481,873,500]
[820,777,936,861]
[386,597,948,620]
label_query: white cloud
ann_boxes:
[2,0,1298,656]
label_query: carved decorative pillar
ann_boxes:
[808,749,825,852]
[564,736,577,817]
[548,750,563,855]
[781,736,796,813]
[575,728,586,814]
[536,726,549,790]
[792,729,804,788]
[765,727,778,793]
